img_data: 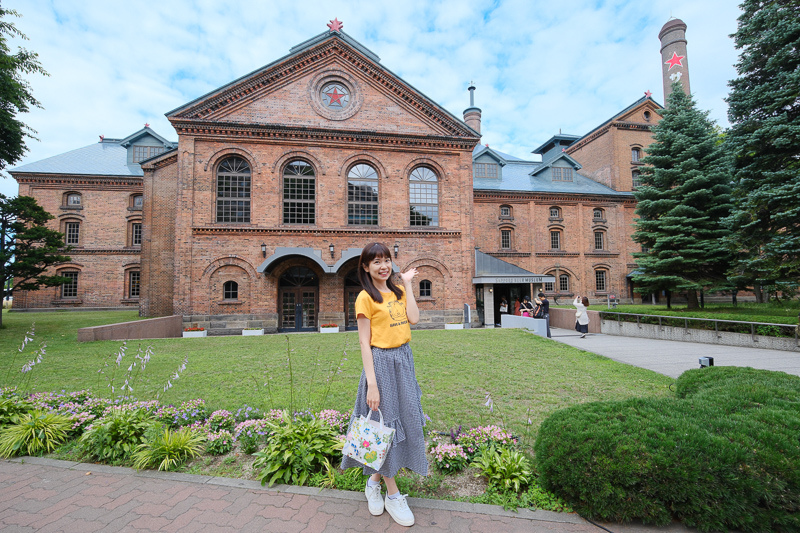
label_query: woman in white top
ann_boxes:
[574,296,590,338]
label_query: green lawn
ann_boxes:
[1,310,674,449]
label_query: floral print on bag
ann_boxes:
[343,410,395,470]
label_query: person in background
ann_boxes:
[513,296,521,316]
[520,295,534,317]
[535,292,551,338]
[574,296,590,338]
[498,298,509,326]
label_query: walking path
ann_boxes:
[1,457,700,533]
[548,327,800,378]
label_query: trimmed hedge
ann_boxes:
[535,367,800,532]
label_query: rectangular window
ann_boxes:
[218,174,252,223]
[129,271,140,298]
[133,145,167,163]
[347,181,378,225]
[65,222,80,245]
[594,231,604,250]
[632,171,642,189]
[67,194,81,206]
[283,176,315,224]
[559,275,570,292]
[132,223,142,246]
[550,231,561,250]
[595,270,607,292]
[473,163,498,178]
[550,207,560,218]
[544,281,554,292]
[501,230,511,249]
[133,195,143,209]
[410,182,439,226]
[61,272,78,298]
[500,206,510,217]
[552,167,574,181]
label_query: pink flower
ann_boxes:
[362,440,370,448]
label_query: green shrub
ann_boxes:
[535,367,800,533]
[80,408,154,463]
[471,445,532,493]
[308,460,365,491]
[469,484,573,513]
[132,427,206,471]
[0,410,72,458]
[253,413,341,487]
[0,397,32,427]
[205,430,234,455]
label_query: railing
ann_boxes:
[599,311,799,345]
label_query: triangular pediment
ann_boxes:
[616,98,663,124]
[168,31,478,140]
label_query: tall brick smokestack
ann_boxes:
[659,18,691,105]
[463,83,481,134]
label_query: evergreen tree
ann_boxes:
[725,0,800,302]
[0,194,71,328]
[632,82,733,309]
[0,6,48,173]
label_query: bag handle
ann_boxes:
[369,408,386,430]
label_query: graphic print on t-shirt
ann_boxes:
[387,299,408,327]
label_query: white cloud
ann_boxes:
[1,0,741,197]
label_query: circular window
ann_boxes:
[308,69,362,121]
[644,110,651,121]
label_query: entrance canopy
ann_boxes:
[472,250,555,285]
[257,247,400,275]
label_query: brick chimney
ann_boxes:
[659,18,691,104]
[463,83,482,134]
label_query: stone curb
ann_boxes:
[7,456,586,526]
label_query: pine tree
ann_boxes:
[632,82,734,309]
[725,0,800,302]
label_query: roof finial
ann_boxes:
[99,135,104,142]
[327,18,343,32]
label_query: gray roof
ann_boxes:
[473,158,633,197]
[11,141,144,177]
[473,144,526,162]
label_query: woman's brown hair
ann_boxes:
[581,296,590,307]
[358,242,403,303]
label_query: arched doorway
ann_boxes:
[344,270,362,331]
[279,266,319,332]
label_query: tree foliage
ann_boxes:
[0,6,48,173]
[0,194,71,327]
[632,83,733,309]
[724,0,800,301]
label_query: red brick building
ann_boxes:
[11,20,694,331]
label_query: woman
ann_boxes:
[520,295,534,317]
[574,296,590,338]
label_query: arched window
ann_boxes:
[500,205,512,218]
[419,279,432,298]
[223,281,238,300]
[347,164,378,225]
[593,208,604,220]
[216,157,251,223]
[409,166,439,226]
[64,192,82,207]
[283,160,316,224]
[500,229,512,249]
[631,147,641,162]
[549,206,561,219]
[594,231,605,250]
[595,270,607,292]
[559,274,570,292]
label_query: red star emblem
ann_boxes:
[665,51,685,70]
[144,123,150,128]
[644,90,652,98]
[325,87,345,106]
[327,18,343,32]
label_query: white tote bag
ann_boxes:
[343,409,395,470]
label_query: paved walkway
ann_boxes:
[1,457,702,533]
[548,327,800,378]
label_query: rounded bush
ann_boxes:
[535,367,800,532]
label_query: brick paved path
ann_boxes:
[1,458,702,533]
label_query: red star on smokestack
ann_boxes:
[665,52,685,70]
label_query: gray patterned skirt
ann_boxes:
[341,342,428,478]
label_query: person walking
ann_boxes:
[535,292,551,338]
[574,296,590,338]
[341,242,427,527]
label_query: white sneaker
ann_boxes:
[364,482,384,516]
[385,493,415,526]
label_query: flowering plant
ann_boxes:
[155,399,207,428]
[207,409,234,432]
[184,327,205,332]
[317,409,350,434]
[205,429,234,455]
[455,425,517,458]
[234,419,271,454]
[430,442,469,474]
[320,324,338,328]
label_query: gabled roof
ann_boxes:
[119,127,176,148]
[570,95,663,146]
[472,144,527,163]
[166,30,479,140]
[531,134,580,156]
[530,152,583,176]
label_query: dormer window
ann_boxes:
[552,167,573,181]
[474,163,499,178]
[132,145,167,163]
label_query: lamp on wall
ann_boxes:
[329,243,335,258]
[393,243,399,258]
[261,243,267,258]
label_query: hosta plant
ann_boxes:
[0,410,72,458]
[80,408,154,463]
[132,427,206,471]
[253,412,342,487]
[471,445,532,493]
[0,397,32,428]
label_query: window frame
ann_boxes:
[544,281,554,292]
[131,194,143,210]
[131,222,143,247]
[216,156,252,224]
[500,229,512,249]
[409,166,439,227]
[594,231,605,250]
[64,220,80,246]
[419,279,432,298]
[500,205,511,218]
[473,162,499,178]
[60,271,79,299]
[550,230,561,250]
[549,207,561,219]
[283,160,316,225]
[64,193,82,207]
[595,270,607,292]
[631,147,641,162]
[132,145,167,164]
[128,270,141,299]
[347,163,379,226]
[632,170,642,189]
[223,280,239,300]
[552,167,574,181]
[559,274,570,292]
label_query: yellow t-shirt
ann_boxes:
[355,288,411,349]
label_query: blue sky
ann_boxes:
[2,0,742,198]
